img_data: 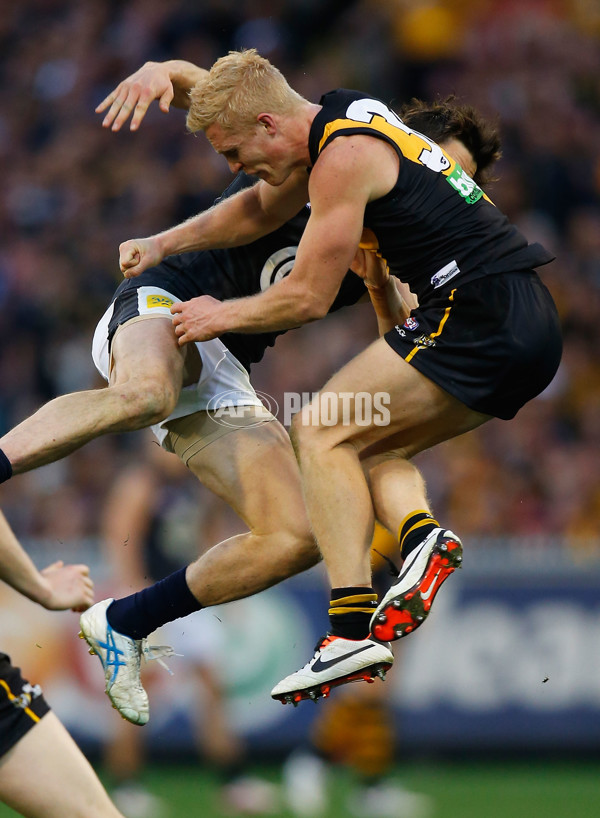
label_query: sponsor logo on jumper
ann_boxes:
[404,316,419,331]
[146,295,174,309]
[413,334,436,349]
[259,247,298,291]
[431,259,460,289]
[394,326,406,337]
[446,165,484,204]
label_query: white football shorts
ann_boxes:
[92,285,264,445]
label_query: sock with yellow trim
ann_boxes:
[399,510,440,561]
[329,587,378,640]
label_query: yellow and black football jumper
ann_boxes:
[309,90,562,420]
[0,653,50,757]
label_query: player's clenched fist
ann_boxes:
[119,237,164,278]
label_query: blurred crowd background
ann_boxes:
[1,2,600,816]
[1,0,599,552]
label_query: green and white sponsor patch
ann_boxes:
[446,165,483,204]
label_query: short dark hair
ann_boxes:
[398,96,502,187]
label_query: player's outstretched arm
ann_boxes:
[119,168,309,278]
[0,510,94,612]
[97,59,208,132]
[170,148,372,342]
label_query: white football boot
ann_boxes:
[79,598,177,726]
[271,634,393,705]
[371,528,463,642]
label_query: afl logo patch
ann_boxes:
[403,317,419,331]
[260,247,298,291]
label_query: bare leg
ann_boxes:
[185,419,319,605]
[0,712,124,818]
[291,337,489,589]
[271,340,489,702]
[0,318,185,474]
[79,417,319,727]
[365,452,431,537]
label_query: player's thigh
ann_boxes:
[185,418,310,533]
[296,337,489,456]
[109,315,191,389]
[0,712,121,818]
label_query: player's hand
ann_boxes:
[96,61,175,132]
[351,246,390,290]
[393,278,419,311]
[119,237,163,278]
[38,561,95,613]
[171,296,224,344]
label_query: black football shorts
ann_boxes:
[385,270,562,420]
[0,653,51,758]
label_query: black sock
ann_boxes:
[106,566,202,640]
[0,450,13,484]
[399,510,439,560]
[328,586,377,640]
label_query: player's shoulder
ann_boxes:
[316,88,375,124]
[311,130,380,179]
[318,88,394,116]
[311,88,398,149]
[311,89,373,162]
[318,88,365,107]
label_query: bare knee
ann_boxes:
[109,376,179,429]
[290,406,329,462]
[278,529,321,576]
[250,511,320,582]
[362,451,408,481]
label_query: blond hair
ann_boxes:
[187,49,306,134]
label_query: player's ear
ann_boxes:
[257,113,277,134]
